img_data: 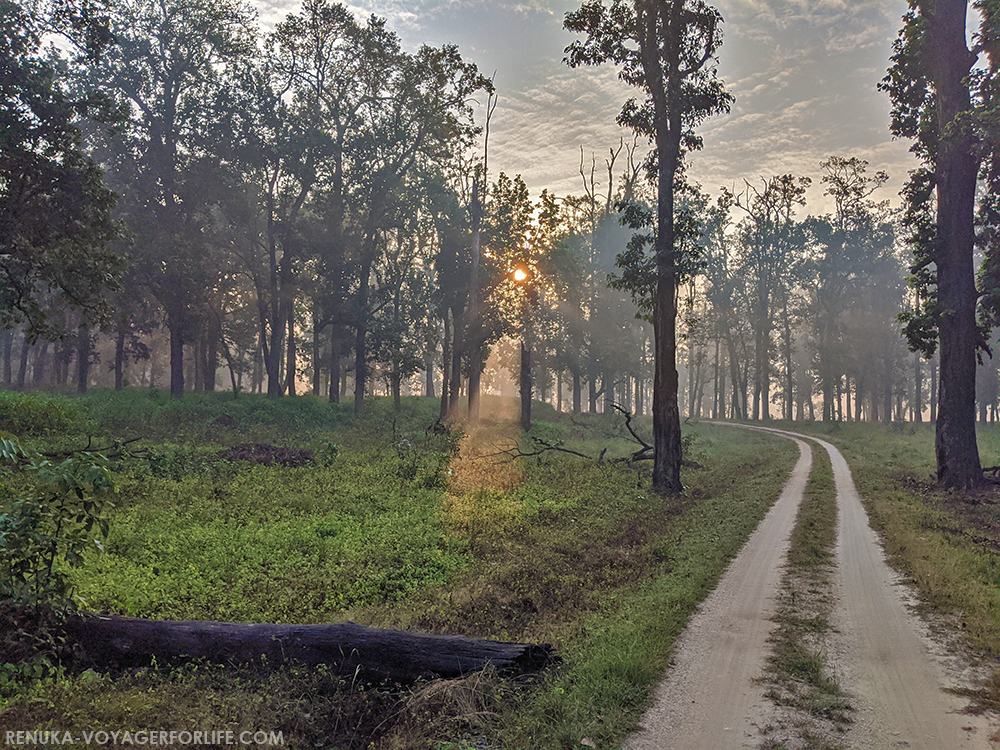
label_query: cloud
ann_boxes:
[249,0,920,216]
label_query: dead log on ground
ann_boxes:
[64,615,555,683]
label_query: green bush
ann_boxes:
[0,392,92,438]
[0,438,116,609]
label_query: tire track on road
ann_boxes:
[626,423,997,749]
[624,429,811,750]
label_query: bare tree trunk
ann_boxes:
[329,324,341,403]
[520,339,531,431]
[440,312,450,418]
[2,328,12,385]
[931,357,938,422]
[32,341,49,387]
[930,0,982,485]
[168,313,184,399]
[16,335,29,391]
[115,324,126,391]
[76,322,90,395]
[65,615,553,684]
[286,301,296,397]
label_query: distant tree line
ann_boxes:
[5,0,1000,474]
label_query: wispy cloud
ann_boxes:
[250,0,918,214]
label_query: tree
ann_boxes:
[734,175,809,420]
[881,0,996,486]
[805,157,895,422]
[0,0,123,344]
[565,0,732,495]
[86,0,256,398]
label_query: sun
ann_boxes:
[513,268,528,282]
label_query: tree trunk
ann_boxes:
[329,324,341,403]
[33,341,49,387]
[520,339,531,432]
[115,324,126,391]
[448,306,462,417]
[425,354,435,399]
[440,313,450,418]
[468,182,483,422]
[64,615,553,685]
[354,256,373,412]
[312,312,324,397]
[205,317,219,393]
[931,357,938,422]
[76,323,90,395]
[16,335,29,391]
[168,315,184,399]
[930,0,982,485]
[286,301,296,397]
[1,328,11,385]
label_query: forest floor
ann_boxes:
[5,391,1000,748]
[627,421,1000,750]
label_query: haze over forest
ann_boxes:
[2,0,993,427]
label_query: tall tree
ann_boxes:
[805,157,895,422]
[87,0,256,398]
[0,0,123,343]
[565,0,731,495]
[882,0,996,486]
[734,174,809,421]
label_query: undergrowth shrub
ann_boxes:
[0,393,92,438]
[0,438,116,695]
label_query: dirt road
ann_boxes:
[625,424,997,750]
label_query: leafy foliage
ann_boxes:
[0,439,116,609]
[0,0,124,340]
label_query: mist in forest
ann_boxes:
[4,0,987,426]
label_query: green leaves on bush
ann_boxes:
[0,439,116,609]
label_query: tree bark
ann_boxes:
[115,324,126,391]
[168,315,184,399]
[929,0,982,486]
[16,335,29,391]
[647,0,684,495]
[520,339,531,432]
[64,615,554,684]
[440,312,451,418]
[2,328,12,385]
[285,300,296,397]
[76,323,89,395]
[354,255,374,412]
[329,324,341,404]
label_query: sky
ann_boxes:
[250,0,919,217]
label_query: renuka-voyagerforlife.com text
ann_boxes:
[4,731,285,746]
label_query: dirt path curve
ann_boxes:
[625,423,997,750]
[624,429,812,750]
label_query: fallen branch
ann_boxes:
[983,465,1000,484]
[64,615,556,684]
[489,436,595,462]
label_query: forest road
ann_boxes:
[623,423,998,750]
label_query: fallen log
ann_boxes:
[64,615,555,683]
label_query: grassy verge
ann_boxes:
[0,391,800,748]
[758,441,850,750]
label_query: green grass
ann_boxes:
[0,391,801,748]
[759,441,851,749]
